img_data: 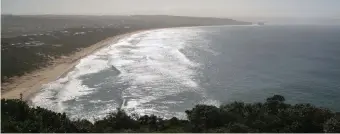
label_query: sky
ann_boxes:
[2,0,340,20]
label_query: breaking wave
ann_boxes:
[31,28,219,121]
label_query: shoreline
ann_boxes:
[1,30,146,101]
[1,24,253,101]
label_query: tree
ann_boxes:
[185,105,223,132]
[324,116,340,132]
[266,95,285,102]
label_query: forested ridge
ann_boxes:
[2,95,340,133]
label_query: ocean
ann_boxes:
[31,25,340,121]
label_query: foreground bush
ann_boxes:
[1,95,340,133]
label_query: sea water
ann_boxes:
[32,25,340,121]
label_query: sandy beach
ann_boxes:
[1,30,144,101]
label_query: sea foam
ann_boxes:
[32,28,213,120]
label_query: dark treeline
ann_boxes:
[2,95,340,133]
[1,15,251,84]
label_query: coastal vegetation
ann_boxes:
[1,27,139,83]
[1,15,251,85]
[2,95,340,133]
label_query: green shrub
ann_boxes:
[1,95,339,133]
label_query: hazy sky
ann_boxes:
[2,0,340,19]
